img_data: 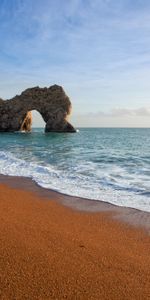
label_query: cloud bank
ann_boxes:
[71,107,150,127]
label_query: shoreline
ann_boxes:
[0,176,150,299]
[0,174,150,232]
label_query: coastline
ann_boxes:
[0,174,150,231]
[0,175,150,299]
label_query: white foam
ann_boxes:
[0,150,150,212]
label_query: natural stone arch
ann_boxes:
[0,85,76,133]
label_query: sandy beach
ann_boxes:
[0,178,150,300]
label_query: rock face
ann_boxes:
[0,85,76,133]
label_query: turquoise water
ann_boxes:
[0,128,150,212]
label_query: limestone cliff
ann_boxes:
[0,85,76,133]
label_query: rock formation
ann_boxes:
[0,85,76,133]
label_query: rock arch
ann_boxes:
[0,84,76,133]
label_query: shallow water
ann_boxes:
[0,128,150,212]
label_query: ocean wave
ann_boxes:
[0,150,150,212]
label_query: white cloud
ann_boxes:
[111,107,150,117]
[76,106,150,118]
[71,107,150,127]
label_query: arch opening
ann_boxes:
[21,110,45,132]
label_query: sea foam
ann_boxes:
[0,136,150,213]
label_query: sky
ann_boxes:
[0,0,150,127]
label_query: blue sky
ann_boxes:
[0,0,150,127]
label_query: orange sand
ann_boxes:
[0,183,150,299]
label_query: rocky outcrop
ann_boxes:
[0,85,76,133]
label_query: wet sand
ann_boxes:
[0,177,150,299]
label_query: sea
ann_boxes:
[0,128,150,212]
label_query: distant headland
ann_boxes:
[0,84,76,133]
